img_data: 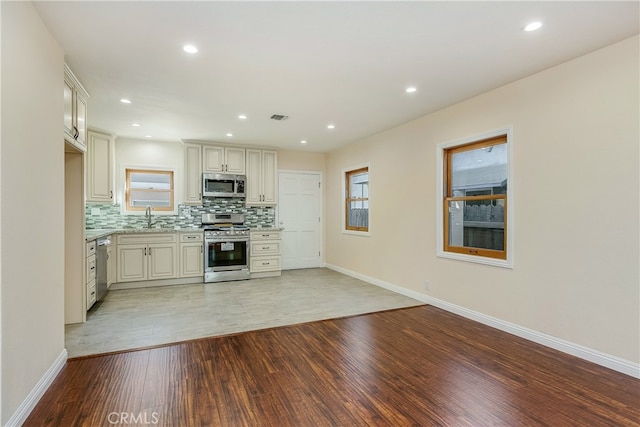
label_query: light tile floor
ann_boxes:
[65,268,423,357]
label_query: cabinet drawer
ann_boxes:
[117,233,177,245]
[250,256,281,273]
[86,240,97,257]
[180,232,203,243]
[251,241,281,256]
[87,279,96,309]
[86,254,96,282]
[250,231,282,241]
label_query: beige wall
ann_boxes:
[114,137,185,209]
[1,2,65,422]
[326,36,639,363]
[277,149,326,173]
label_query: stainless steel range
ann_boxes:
[202,213,250,283]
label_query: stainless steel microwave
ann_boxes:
[202,173,246,198]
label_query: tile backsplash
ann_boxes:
[86,198,276,229]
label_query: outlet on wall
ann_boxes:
[424,280,430,290]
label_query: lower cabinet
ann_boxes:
[86,240,97,310]
[106,243,113,288]
[179,232,204,278]
[116,233,178,283]
[250,230,282,278]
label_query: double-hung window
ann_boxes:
[345,166,369,233]
[125,168,174,212]
[439,131,512,266]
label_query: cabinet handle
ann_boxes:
[149,247,152,255]
[201,245,203,253]
[262,262,270,266]
[144,248,147,256]
[73,126,79,139]
[262,246,270,250]
[110,191,113,199]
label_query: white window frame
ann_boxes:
[342,162,371,237]
[436,127,514,268]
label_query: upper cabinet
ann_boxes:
[64,64,89,152]
[246,149,278,206]
[183,142,277,206]
[203,146,245,174]
[86,129,114,203]
[184,143,203,205]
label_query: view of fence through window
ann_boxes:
[126,169,174,211]
[346,167,369,231]
[445,137,507,258]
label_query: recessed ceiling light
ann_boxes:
[300,140,307,144]
[327,124,335,129]
[226,133,233,137]
[145,135,152,138]
[524,21,542,32]
[183,44,198,54]
[406,86,417,93]
[238,114,247,120]
[120,98,132,104]
[132,123,141,127]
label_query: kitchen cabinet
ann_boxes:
[246,149,278,206]
[86,129,114,203]
[86,240,97,310]
[116,233,178,283]
[250,230,282,278]
[64,64,89,152]
[203,146,245,174]
[106,243,113,288]
[179,232,204,278]
[184,143,202,204]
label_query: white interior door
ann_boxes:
[278,172,321,270]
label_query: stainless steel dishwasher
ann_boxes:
[96,236,111,302]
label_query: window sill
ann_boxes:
[437,250,513,269]
[342,229,371,237]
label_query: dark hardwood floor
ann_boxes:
[26,305,639,426]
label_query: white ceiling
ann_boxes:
[34,1,639,153]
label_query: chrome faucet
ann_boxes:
[145,205,155,228]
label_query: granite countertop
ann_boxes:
[85,226,284,241]
[85,227,203,241]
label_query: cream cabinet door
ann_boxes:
[261,150,278,205]
[203,146,245,174]
[148,243,178,280]
[203,146,224,173]
[180,243,203,277]
[184,143,202,204]
[246,149,278,206]
[87,130,113,202]
[75,94,87,147]
[225,147,245,174]
[63,79,74,139]
[106,245,113,287]
[117,244,147,282]
[245,149,262,205]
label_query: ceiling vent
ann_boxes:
[270,114,289,121]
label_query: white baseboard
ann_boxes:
[5,349,67,427]
[325,264,640,379]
